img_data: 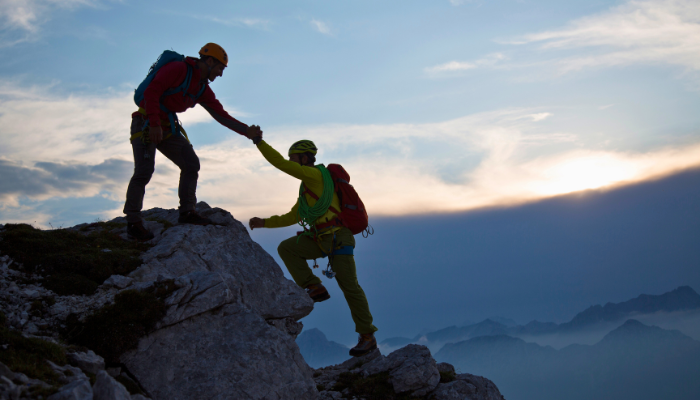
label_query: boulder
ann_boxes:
[102,275,134,289]
[47,360,89,384]
[92,371,131,400]
[360,344,440,396]
[67,350,105,375]
[47,379,93,400]
[432,373,505,400]
[313,346,505,400]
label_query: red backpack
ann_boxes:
[304,164,371,236]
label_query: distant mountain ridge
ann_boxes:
[380,285,700,350]
[296,328,350,368]
[435,319,700,400]
[559,285,700,331]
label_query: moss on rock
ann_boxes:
[62,281,176,364]
[439,370,456,383]
[0,223,150,295]
[0,324,66,384]
[331,371,424,400]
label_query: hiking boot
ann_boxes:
[127,222,155,242]
[349,333,377,357]
[178,210,214,226]
[306,283,330,303]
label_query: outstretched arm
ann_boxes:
[198,87,261,138]
[248,202,299,230]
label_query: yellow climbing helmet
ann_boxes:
[199,43,228,67]
[288,140,318,156]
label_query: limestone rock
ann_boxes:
[313,345,505,400]
[0,362,13,379]
[127,204,312,321]
[93,371,131,400]
[0,376,21,400]
[121,305,318,400]
[437,362,456,374]
[117,204,317,399]
[47,379,93,400]
[267,317,304,338]
[68,350,105,375]
[360,344,439,396]
[47,360,89,384]
[318,391,343,400]
[102,275,134,289]
[431,373,506,400]
[455,373,505,400]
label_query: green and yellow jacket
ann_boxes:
[257,140,341,236]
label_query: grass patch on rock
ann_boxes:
[331,371,423,400]
[0,223,150,295]
[62,281,176,364]
[145,217,174,230]
[439,370,456,383]
[0,311,66,384]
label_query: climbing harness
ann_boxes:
[313,232,355,280]
[129,109,190,159]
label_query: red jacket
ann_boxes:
[134,57,248,136]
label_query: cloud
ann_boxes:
[192,109,700,219]
[310,19,332,35]
[0,0,102,46]
[0,80,247,164]
[0,158,131,205]
[426,53,506,74]
[185,14,272,30]
[3,81,700,227]
[505,0,700,74]
[426,61,477,72]
[448,0,477,5]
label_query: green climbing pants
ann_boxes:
[278,227,378,335]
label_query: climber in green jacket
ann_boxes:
[245,132,378,357]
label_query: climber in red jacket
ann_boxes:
[124,43,261,241]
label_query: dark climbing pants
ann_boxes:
[278,227,378,335]
[123,115,200,223]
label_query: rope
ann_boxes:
[296,165,334,240]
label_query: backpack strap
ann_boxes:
[153,63,207,137]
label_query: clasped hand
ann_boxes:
[246,125,263,142]
[249,217,264,230]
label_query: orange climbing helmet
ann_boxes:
[199,43,228,67]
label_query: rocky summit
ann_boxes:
[0,203,505,400]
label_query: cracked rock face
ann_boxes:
[116,203,317,400]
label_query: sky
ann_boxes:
[1,0,699,344]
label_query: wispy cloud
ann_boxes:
[505,0,700,74]
[310,19,332,35]
[186,14,272,30]
[449,0,484,7]
[426,53,506,74]
[0,0,103,46]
